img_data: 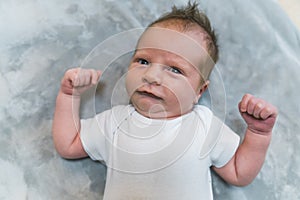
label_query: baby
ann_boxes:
[52,2,278,200]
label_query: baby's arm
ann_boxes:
[213,94,278,186]
[52,68,101,159]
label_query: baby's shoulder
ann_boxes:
[193,105,213,117]
[192,105,214,129]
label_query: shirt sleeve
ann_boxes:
[209,116,240,168]
[80,105,131,162]
[80,110,111,162]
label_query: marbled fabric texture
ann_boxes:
[0,0,299,199]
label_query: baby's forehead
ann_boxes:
[136,26,214,80]
[134,47,195,64]
[139,28,206,58]
[139,27,204,54]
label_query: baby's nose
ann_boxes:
[142,63,163,85]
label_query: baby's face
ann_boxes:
[125,27,209,119]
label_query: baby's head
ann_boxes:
[148,2,218,66]
[126,2,218,119]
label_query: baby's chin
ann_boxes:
[133,104,190,119]
[132,103,166,119]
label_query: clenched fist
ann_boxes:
[239,94,278,136]
[60,68,102,96]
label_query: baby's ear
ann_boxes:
[194,80,209,104]
[200,80,209,95]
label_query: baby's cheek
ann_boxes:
[166,86,193,109]
[125,73,139,96]
[125,75,133,95]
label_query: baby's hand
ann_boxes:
[60,68,102,96]
[239,94,278,136]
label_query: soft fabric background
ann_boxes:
[1,0,299,199]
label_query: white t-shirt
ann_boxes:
[80,105,240,200]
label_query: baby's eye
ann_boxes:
[137,58,149,65]
[168,66,183,74]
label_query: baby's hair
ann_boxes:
[148,1,219,63]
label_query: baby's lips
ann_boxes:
[137,90,163,100]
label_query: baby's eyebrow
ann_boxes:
[133,48,145,56]
[132,49,149,57]
[130,49,138,58]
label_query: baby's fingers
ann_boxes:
[91,70,102,85]
[259,104,278,120]
[239,93,253,113]
[73,69,88,87]
[252,102,265,119]
[239,94,278,120]
[73,69,100,87]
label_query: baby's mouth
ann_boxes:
[137,91,163,100]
